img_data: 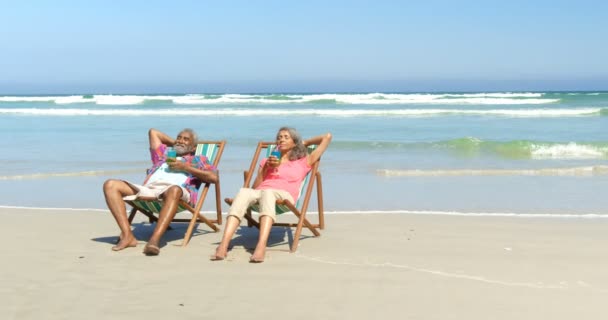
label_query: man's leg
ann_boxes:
[143,185,182,255]
[103,179,138,251]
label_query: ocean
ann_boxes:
[1,92,607,216]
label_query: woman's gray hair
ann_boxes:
[180,128,198,145]
[277,126,307,160]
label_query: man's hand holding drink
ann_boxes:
[166,147,188,172]
[166,147,177,163]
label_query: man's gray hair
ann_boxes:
[277,126,307,160]
[181,128,198,145]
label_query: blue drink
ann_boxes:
[269,148,281,176]
[167,147,177,162]
[271,149,281,164]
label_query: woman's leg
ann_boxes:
[250,215,273,262]
[213,216,240,259]
[213,188,259,260]
[250,189,292,262]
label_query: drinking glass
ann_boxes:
[167,147,177,162]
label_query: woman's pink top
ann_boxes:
[256,156,311,202]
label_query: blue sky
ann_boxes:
[1,0,607,93]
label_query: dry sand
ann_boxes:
[1,207,608,320]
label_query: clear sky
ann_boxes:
[1,0,607,93]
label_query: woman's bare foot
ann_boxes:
[211,247,227,261]
[249,248,265,263]
[112,234,137,251]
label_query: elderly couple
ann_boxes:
[103,127,332,262]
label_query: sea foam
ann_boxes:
[0,93,559,105]
[531,143,607,159]
[377,165,608,177]
[0,107,603,117]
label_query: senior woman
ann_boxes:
[213,127,332,262]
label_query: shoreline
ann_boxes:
[1,205,607,219]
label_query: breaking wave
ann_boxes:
[334,138,608,159]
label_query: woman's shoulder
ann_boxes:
[288,155,311,168]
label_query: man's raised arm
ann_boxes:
[148,128,175,150]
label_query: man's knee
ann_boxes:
[103,179,121,193]
[164,186,183,200]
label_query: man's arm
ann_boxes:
[167,160,218,184]
[185,166,218,184]
[148,128,175,150]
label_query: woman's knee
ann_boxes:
[259,213,276,223]
[259,189,277,201]
[236,187,253,197]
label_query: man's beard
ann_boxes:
[174,144,191,156]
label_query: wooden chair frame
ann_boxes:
[126,140,226,246]
[225,141,325,252]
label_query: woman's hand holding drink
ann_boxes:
[270,147,281,167]
[268,147,281,175]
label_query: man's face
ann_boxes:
[174,131,195,155]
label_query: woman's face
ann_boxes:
[276,130,295,152]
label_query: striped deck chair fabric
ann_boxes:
[129,142,222,214]
[249,144,316,215]
[127,140,226,246]
[225,141,325,253]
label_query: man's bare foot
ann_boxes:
[112,235,137,251]
[211,247,227,261]
[143,243,160,256]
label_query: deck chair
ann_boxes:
[225,141,325,252]
[126,140,226,246]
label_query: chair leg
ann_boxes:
[291,214,305,253]
[182,209,220,247]
[244,210,258,228]
[127,207,137,224]
[316,173,325,230]
[215,182,223,225]
[182,210,199,247]
[128,206,162,225]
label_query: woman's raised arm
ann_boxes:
[304,132,332,166]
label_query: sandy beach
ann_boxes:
[1,207,607,320]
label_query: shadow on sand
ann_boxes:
[91,222,216,249]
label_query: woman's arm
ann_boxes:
[304,132,332,166]
[252,162,271,189]
[148,128,175,150]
